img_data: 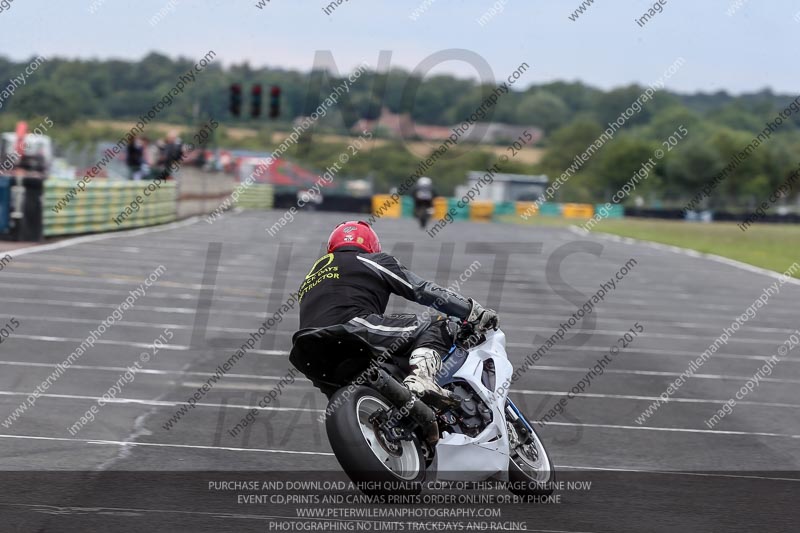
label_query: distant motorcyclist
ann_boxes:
[411,177,437,228]
[290,221,498,403]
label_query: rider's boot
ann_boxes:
[403,348,459,407]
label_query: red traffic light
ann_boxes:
[269,85,281,118]
[251,84,263,118]
[230,83,243,117]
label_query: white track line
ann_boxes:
[0,391,319,413]
[9,304,787,345]
[0,364,794,409]
[511,389,800,410]
[529,364,800,385]
[6,278,787,316]
[4,217,201,259]
[3,289,797,330]
[3,270,777,312]
[0,361,306,382]
[247,352,800,383]
[0,336,283,356]
[511,327,783,346]
[541,421,800,439]
[0,433,796,486]
[1,392,797,439]
[555,464,800,483]
[175,379,800,410]
[0,433,332,455]
[5,349,794,384]
[522,345,797,364]
[8,335,190,350]
[0,315,258,335]
[9,328,793,361]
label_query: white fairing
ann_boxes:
[432,329,514,481]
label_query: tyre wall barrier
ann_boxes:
[515,201,538,217]
[469,201,494,222]
[432,197,448,220]
[493,201,516,217]
[400,196,447,219]
[512,202,597,218]
[44,180,177,237]
[596,204,625,219]
[371,194,402,218]
[446,198,470,220]
[402,195,413,217]
[538,203,562,216]
[370,196,630,224]
[561,203,595,218]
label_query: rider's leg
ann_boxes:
[338,314,458,402]
[403,318,458,401]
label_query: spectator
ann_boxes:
[126,136,147,180]
[158,130,184,180]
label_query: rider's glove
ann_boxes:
[467,298,499,333]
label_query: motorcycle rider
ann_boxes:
[290,220,498,403]
[411,177,437,228]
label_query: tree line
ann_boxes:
[0,51,797,208]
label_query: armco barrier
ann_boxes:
[234,183,275,209]
[44,180,176,237]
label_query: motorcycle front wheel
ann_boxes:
[507,421,556,496]
[325,386,426,494]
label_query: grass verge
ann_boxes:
[505,215,800,278]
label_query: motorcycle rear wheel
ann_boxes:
[325,386,426,495]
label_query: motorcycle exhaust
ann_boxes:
[366,367,439,444]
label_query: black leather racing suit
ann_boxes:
[411,185,436,210]
[290,246,472,391]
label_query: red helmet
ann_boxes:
[327,220,381,253]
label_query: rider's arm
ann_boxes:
[357,253,472,319]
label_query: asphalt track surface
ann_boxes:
[0,210,798,532]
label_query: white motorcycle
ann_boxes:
[319,324,555,495]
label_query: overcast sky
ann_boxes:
[1,0,797,94]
